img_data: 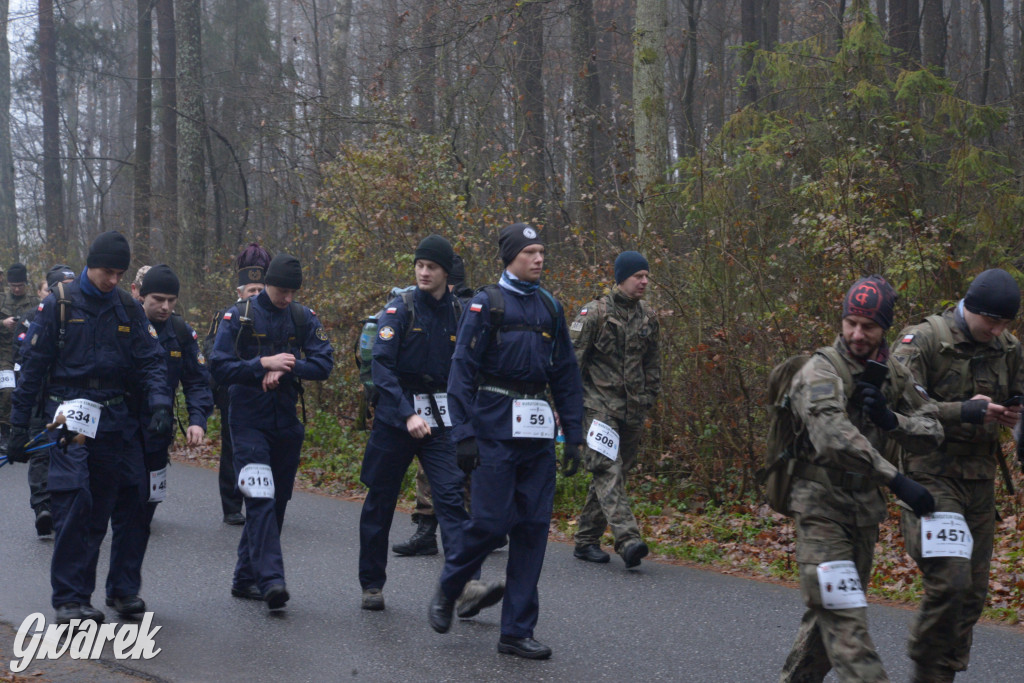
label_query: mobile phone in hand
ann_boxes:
[861,360,889,388]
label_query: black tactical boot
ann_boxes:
[392,515,438,556]
[0,423,10,456]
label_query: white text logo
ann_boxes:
[10,612,162,673]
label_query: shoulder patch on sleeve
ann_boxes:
[386,307,398,314]
[579,307,588,316]
[147,323,159,338]
[378,326,395,341]
[914,383,929,400]
[809,380,838,403]
[309,308,318,316]
[223,312,233,320]
[469,303,483,313]
[315,327,329,341]
[901,333,915,344]
[570,320,584,332]
[37,302,44,311]
[191,329,198,340]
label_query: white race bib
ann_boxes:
[0,370,15,389]
[587,419,620,460]
[921,512,973,559]
[13,363,20,373]
[511,399,555,439]
[817,560,867,610]
[238,463,275,499]
[53,399,102,439]
[413,393,452,428]
[149,467,167,503]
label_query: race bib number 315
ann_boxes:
[238,464,275,499]
[817,560,867,610]
[512,399,555,439]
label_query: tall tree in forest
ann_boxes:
[889,0,921,63]
[134,0,154,265]
[156,0,177,238]
[678,0,701,157]
[512,1,546,222]
[633,0,667,238]
[327,0,353,141]
[740,0,760,105]
[175,0,206,284]
[412,0,437,134]
[0,0,16,260]
[570,0,601,233]
[40,0,65,257]
[921,0,945,71]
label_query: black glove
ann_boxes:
[7,424,30,463]
[960,399,988,425]
[456,437,479,474]
[148,407,173,437]
[855,382,898,431]
[561,442,581,477]
[888,473,936,517]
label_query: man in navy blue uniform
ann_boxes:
[204,243,271,526]
[210,253,333,611]
[429,223,584,660]
[358,236,503,615]
[8,231,173,624]
[105,264,214,616]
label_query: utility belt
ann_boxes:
[50,375,126,392]
[940,441,993,457]
[397,375,446,396]
[478,374,547,401]
[47,393,124,408]
[793,460,876,492]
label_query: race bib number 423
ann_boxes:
[921,512,973,559]
[511,399,555,439]
[817,560,867,610]
[53,398,102,439]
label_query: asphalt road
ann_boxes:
[1,460,1022,682]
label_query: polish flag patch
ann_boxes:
[192,329,198,340]
[470,303,483,313]
[386,307,398,314]
[37,303,44,311]
[223,312,233,320]
[309,309,318,316]
[580,308,588,316]
[901,333,915,344]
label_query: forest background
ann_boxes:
[2,0,1023,620]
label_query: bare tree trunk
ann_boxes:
[156,0,177,244]
[982,0,993,103]
[512,2,546,223]
[634,0,667,239]
[412,0,437,134]
[134,0,153,265]
[889,0,921,63]
[40,0,65,258]
[876,0,887,33]
[741,0,759,105]
[921,0,945,72]
[175,0,206,286]
[327,0,353,142]
[0,0,16,260]
[679,0,701,157]
[569,0,601,233]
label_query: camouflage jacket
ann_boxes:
[0,293,33,365]
[789,336,942,526]
[891,306,1024,480]
[569,289,660,422]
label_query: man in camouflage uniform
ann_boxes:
[570,251,660,568]
[891,268,1024,683]
[0,264,33,454]
[780,275,939,683]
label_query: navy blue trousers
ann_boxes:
[231,422,303,592]
[439,436,556,638]
[358,421,467,590]
[105,447,167,599]
[49,431,146,608]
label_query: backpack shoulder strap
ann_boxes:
[924,314,953,348]
[815,346,855,399]
[169,313,192,348]
[289,302,307,341]
[482,284,504,329]
[399,289,416,330]
[55,282,72,351]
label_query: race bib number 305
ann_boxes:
[414,393,452,428]
[512,399,555,439]
[238,464,275,499]
[53,399,102,439]
[817,560,867,610]
[921,512,973,559]
[587,418,620,460]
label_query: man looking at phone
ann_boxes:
[780,275,940,682]
[891,268,1024,683]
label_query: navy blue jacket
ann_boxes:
[371,287,460,431]
[12,272,171,433]
[209,290,334,429]
[447,282,584,444]
[135,315,215,453]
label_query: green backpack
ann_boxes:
[757,347,852,516]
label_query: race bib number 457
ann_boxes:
[921,512,973,559]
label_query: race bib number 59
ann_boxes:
[512,399,555,439]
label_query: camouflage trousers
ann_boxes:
[413,458,471,518]
[780,514,889,683]
[573,410,644,555]
[901,472,995,676]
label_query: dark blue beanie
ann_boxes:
[614,251,650,284]
[964,268,1020,320]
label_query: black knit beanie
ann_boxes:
[265,254,303,289]
[842,275,897,331]
[498,223,543,266]
[614,251,649,284]
[964,268,1020,320]
[140,264,180,297]
[46,264,76,289]
[414,235,455,273]
[87,231,131,270]
[6,263,27,284]
[449,254,466,288]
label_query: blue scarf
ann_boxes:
[80,268,115,300]
[499,270,539,295]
